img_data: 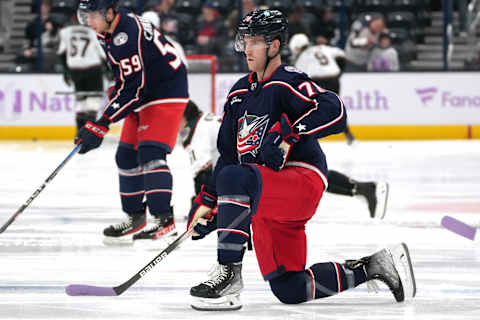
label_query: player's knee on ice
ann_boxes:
[269,272,312,304]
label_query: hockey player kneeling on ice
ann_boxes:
[75,0,188,243]
[186,9,416,311]
[180,101,389,220]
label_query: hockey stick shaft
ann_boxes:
[66,227,195,296]
[55,91,105,97]
[0,144,81,234]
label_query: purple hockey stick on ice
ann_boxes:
[65,228,195,296]
[66,285,117,296]
[441,216,477,241]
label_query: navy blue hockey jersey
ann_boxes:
[213,64,346,185]
[98,8,188,122]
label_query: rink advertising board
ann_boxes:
[0,72,479,139]
[215,72,480,140]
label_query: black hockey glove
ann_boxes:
[187,185,217,239]
[75,117,110,154]
[259,113,300,171]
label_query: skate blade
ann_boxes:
[390,243,417,299]
[102,236,134,246]
[374,182,389,219]
[191,294,242,311]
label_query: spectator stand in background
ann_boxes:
[386,10,417,66]
[194,1,228,57]
[174,0,203,50]
[309,6,339,46]
[367,31,400,71]
[344,12,386,71]
[17,0,62,72]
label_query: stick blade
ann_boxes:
[441,215,477,240]
[66,284,117,296]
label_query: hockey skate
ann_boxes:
[190,262,243,311]
[345,243,416,302]
[103,212,147,245]
[132,212,177,241]
[357,182,389,219]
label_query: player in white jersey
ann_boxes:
[57,20,106,132]
[290,33,355,144]
[290,33,388,219]
[179,101,221,198]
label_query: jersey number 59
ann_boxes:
[153,29,181,70]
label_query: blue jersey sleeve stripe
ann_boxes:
[295,93,346,136]
[109,15,146,121]
[104,52,126,111]
[264,81,313,103]
[263,80,345,137]
[228,89,248,99]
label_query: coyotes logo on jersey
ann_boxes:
[237,111,269,157]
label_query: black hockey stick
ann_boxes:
[66,227,196,296]
[55,91,105,97]
[0,144,81,234]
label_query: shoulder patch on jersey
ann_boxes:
[113,32,128,46]
[284,66,302,73]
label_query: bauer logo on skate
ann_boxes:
[237,112,269,156]
[140,252,168,277]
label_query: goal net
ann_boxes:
[186,54,217,114]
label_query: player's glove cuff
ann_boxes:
[187,185,217,231]
[268,113,300,145]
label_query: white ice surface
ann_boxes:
[1,139,479,319]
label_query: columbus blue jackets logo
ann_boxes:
[237,111,269,157]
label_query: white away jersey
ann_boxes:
[58,25,106,69]
[295,45,345,79]
[185,113,222,174]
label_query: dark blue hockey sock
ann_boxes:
[269,262,367,304]
[139,146,172,217]
[307,262,367,298]
[116,145,144,215]
[215,165,258,264]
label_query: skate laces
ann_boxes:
[207,263,222,278]
[204,264,230,288]
[113,218,133,230]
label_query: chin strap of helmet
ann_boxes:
[260,39,281,81]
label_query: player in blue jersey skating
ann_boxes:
[75,0,188,242]
[186,9,416,310]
